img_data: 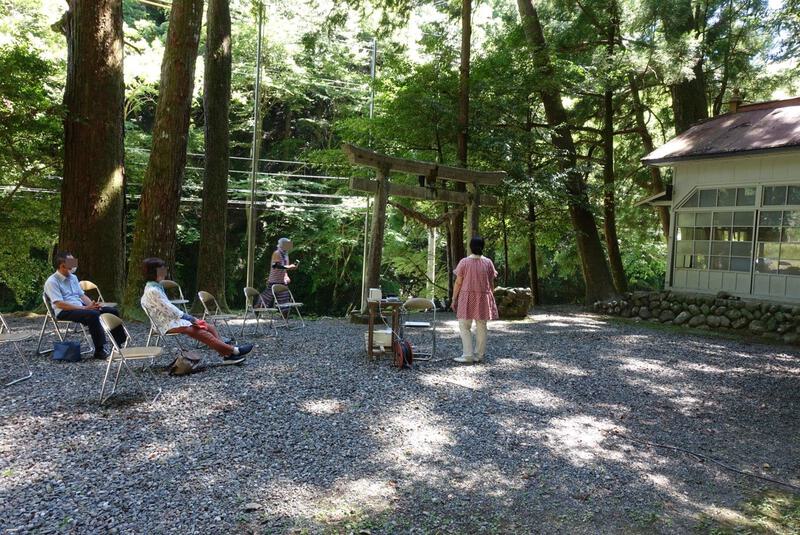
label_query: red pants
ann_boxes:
[168,324,233,356]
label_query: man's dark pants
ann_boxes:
[56,307,125,355]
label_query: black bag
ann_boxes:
[168,351,204,376]
[52,340,81,362]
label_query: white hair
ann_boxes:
[277,237,292,248]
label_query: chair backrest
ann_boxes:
[243,287,261,308]
[160,280,185,300]
[141,304,166,336]
[99,313,128,351]
[42,292,57,318]
[0,311,9,334]
[79,280,105,302]
[197,291,217,314]
[271,284,294,303]
[404,297,435,312]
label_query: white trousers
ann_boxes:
[458,319,487,359]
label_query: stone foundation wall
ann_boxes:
[594,290,800,344]
[494,287,533,319]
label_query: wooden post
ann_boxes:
[467,182,480,239]
[364,166,389,297]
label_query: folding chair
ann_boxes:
[197,291,237,340]
[401,297,437,361]
[141,304,188,358]
[79,280,117,308]
[98,313,162,404]
[36,293,94,355]
[271,284,305,329]
[1,312,34,386]
[160,280,189,313]
[241,287,278,337]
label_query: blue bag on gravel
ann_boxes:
[52,340,82,362]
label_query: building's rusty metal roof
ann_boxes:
[643,97,800,165]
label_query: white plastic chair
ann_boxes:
[401,297,437,361]
[241,287,277,337]
[271,284,305,329]
[79,280,117,308]
[35,293,94,355]
[1,312,34,386]
[160,280,189,312]
[98,313,162,404]
[197,291,236,340]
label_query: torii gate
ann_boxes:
[342,143,506,310]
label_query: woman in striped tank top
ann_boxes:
[260,237,299,309]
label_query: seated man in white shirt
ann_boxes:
[43,251,124,359]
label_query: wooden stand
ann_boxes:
[366,300,403,360]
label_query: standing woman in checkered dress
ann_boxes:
[451,236,499,363]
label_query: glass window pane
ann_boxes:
[713,227,731,240]
[756,258,775,274]
[681,255,693,268]
[718,188,736,206]
[713,211,734,226]
[681,191,699,208]
[781,243,800,260]
[677,212,695,226]
[712,241,731,255]
[731,242,752,256]
[734,211,754,225]
[783,228,800,243]
[736,187,756,206]
[788,186,800,205]
[694,240,710,255]
[710,256,729,270]
[699,189,717,207]
[695,213,712,226]
[676,241,693,254]
[694,228,711,240]
[764,186,787,205]
[732,227,753,241]
[695,254,708,269]
[784,211,800,227]
[730,257,751,272]
[759,211,782,226]
[780,258,800,275]
[761,242,781,257]
[758,227,782,242]
[677,227,694,240]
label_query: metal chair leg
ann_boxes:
[4,340,33,387]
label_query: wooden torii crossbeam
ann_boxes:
[342,143,506,301]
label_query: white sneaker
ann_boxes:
[473,355,484,363]
[453,355,474,363]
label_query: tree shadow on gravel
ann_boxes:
[1,312,799,534]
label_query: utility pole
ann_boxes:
[245,3,264,289]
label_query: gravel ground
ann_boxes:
[1,307,799,534]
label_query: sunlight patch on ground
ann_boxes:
[614,356,683,378]
[419,367,488,391]
[530,358,589,377]
[540,415,623,466]
[300,398,347,415]
[493,386,567,410]
[313,477,397,522]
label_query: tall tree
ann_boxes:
[449,0,471,301]
[601,4,627,293]
[658,0,709,133]
[122,0,205,312]
[517,0,617,303]
[195,0,232,309]
[59,0,125,301]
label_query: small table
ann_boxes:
[366,300,403,360]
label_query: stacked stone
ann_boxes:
[594,290,800,344]
[493,287,533,319]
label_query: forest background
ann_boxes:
[1,0,798,315]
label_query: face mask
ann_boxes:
[69,267,78,274]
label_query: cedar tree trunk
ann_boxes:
[60,0,125,301]
[123,0,204,312]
